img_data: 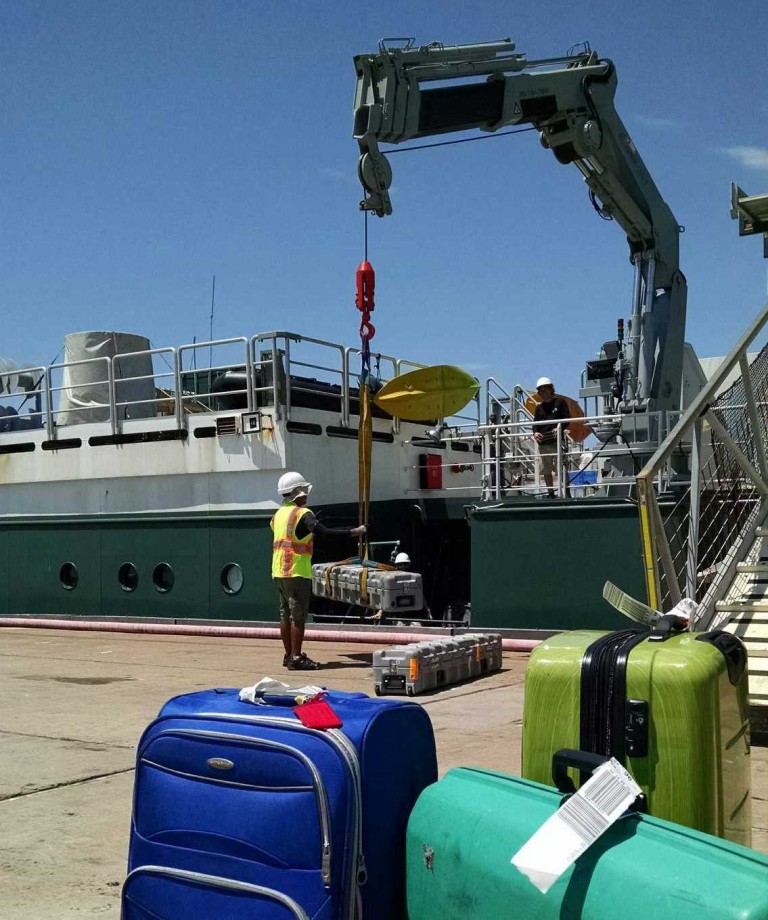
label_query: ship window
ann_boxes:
[152,563,174,593]
[118,563,139,592]
[220,563,244,595]
[60,562,78,591]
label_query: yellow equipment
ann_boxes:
[374,365,480,420]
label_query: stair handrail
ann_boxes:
[635,301,768,625]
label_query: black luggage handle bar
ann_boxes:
[552,749,610,794]
[552,748,646,812]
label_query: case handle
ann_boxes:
[255,692,323,707]
[648,613,688,642]
[695,631,748,684]
[552,748,646,812]
[552,749,611,793]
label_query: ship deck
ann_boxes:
[1,626,766,918]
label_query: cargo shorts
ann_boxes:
[274,576,312,627]
[537,439,559,477]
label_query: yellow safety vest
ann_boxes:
[271,503,313,579]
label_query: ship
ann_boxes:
[1,37,767,718]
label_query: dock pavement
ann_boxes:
[0,626,766,918]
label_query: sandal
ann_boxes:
[287,653,320,671]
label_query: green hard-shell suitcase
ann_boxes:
[406,763,768,920]
[521,621,751,843]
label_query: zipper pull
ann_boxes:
[356,853,368,886]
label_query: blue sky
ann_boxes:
[3,0,768,396]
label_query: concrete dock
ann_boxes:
[1,626,766,918]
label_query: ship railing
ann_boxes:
[107,346,182,429]
[6,332,493,439]
[45,356,115,433]
[250,332,481,431]
[486,377,514,422]
[399,412,651,498]
[177,338,254,414]
[252,333,343,423]
[635,302,768,628]
[460,411,678,500]
[40,340,254,437]
[251,332,399,427]
[0,365,48,435]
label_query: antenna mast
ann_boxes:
[209,274,216,367]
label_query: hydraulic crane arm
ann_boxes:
[353,38,687,414]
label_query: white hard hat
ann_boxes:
[277,471,312,496]
[394,552,411,565]
[536,376,554,389]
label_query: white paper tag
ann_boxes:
[603,581,698,629]
[239,678,325,703]
[511,758,642,894]
[669,597,698,624]
[602,581,661,627]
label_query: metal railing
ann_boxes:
[0,331,469,440]
[636,303,768,626]
[470,409,682,501]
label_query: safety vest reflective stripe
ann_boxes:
[271,504,313,579]
[280,507,299,577]
[272,540,313,554]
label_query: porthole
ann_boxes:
[152,562,174,593]
[118,562,139,592]
[60,562,78,591]
[220,563,244,595]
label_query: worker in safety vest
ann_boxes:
[272,471,367,670]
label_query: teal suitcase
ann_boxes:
[521,623,751,843]
[407,762,768,919]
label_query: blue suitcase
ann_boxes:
[122,688,437,920]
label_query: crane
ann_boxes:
[352,38,687,426]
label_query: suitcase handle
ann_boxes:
[695,630,748,684]
[552,749,612,794]
[254,692,322,707]
[648,613,688,642]
[552,749,646,813]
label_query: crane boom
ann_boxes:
[353,38,687,416]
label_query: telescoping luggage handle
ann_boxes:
[552,748,646,812]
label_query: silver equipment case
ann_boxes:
[312,562,423,613]
[372,634,502,696]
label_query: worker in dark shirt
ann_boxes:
[271,471,366,670]
[532,377,571,498]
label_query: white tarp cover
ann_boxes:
[58,331,155,426]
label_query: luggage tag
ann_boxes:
[293,693,343,730]
[511,757,641,894]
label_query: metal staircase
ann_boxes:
[636,186,768,731]
[636,303,768,731]
[720,526,768,710]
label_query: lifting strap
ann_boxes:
[355,219,376,572]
